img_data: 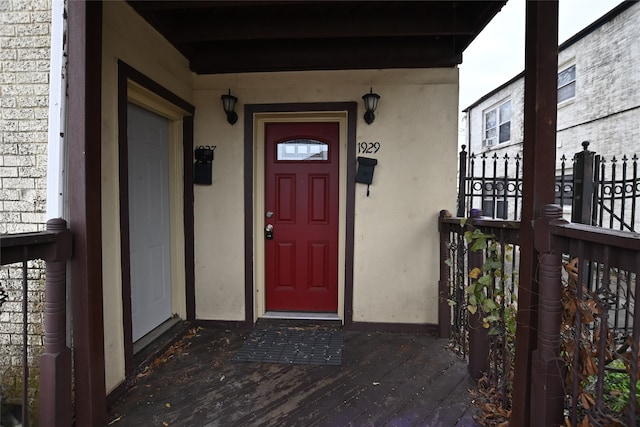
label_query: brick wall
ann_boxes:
[465,3,640,162]
[1,0,52,417]
[1,0,50,233]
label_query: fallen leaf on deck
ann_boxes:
[107,416,122,425]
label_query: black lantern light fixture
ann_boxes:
[221,89,238,125]
[362,87,380,125]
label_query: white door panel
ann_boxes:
[128,103,172,342]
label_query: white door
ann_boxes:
[128,103,172,342]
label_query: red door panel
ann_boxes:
[310,175,329,222]
[275,174,295,222]
[265,122,339,312]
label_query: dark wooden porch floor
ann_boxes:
[106,323,480,427]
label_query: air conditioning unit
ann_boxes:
[484,138,496,147]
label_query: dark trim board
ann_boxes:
[116,63,134,379]
[243,102,357,328]
[346,322,440,335]
[183,115,195,321]
[117,61,195,115]
[117,61,196,380]
[67,1,107,425]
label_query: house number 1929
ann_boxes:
[358,142,381,154]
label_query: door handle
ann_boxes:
[265,224,274,240]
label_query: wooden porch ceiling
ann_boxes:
[127,1,507,74]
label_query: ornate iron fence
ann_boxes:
[457,141,640,232]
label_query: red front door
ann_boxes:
[264,122,339,312]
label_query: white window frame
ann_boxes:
[557,64,576,104]
[483,99,512,148]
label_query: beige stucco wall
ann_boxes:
[100,0,459,394]
[193,69,459,325]
[101,0,193,393]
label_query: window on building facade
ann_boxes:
[482,181,508,219]
[558,65,576,103]
[483,100,511,147]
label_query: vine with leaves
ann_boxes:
[448,222,519,426]
[463,225,517,339]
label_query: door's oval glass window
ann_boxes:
[276,139,328,161]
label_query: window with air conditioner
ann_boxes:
[483,100,511,148]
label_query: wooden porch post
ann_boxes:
[67,1,107,425]
[530,205,566,426]
[438,210,452,338]
[511,1,559,426]
[39,219,73,427]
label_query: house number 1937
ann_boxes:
[358,142,381,154]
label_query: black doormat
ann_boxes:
[233,325,343,366]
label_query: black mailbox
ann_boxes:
[194,145,216,185]
[356,156,378,196]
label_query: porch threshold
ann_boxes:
[262,311,340,321]
[260,311,342,328]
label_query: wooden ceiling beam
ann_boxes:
[188,37,463,74]
[126,0,506,75]
[166,12,478,43]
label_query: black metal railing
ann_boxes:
[536,206,640,426]
[0,219,72,427]
[594,153,639,232]
[457,142,640,232]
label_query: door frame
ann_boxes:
[244,103,357,326]
[117,61,196,378]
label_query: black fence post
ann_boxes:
[571,141,595,224]
[457,145,468,217]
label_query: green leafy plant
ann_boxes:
[602,358,639,413]
[456,224,519,425]
[464,227,515,336]
[560,257,636,426]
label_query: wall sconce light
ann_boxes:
[221,89,238,125]
[362,87,380,125]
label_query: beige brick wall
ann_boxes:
[1,0,50,234]
[1,0,52,416]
